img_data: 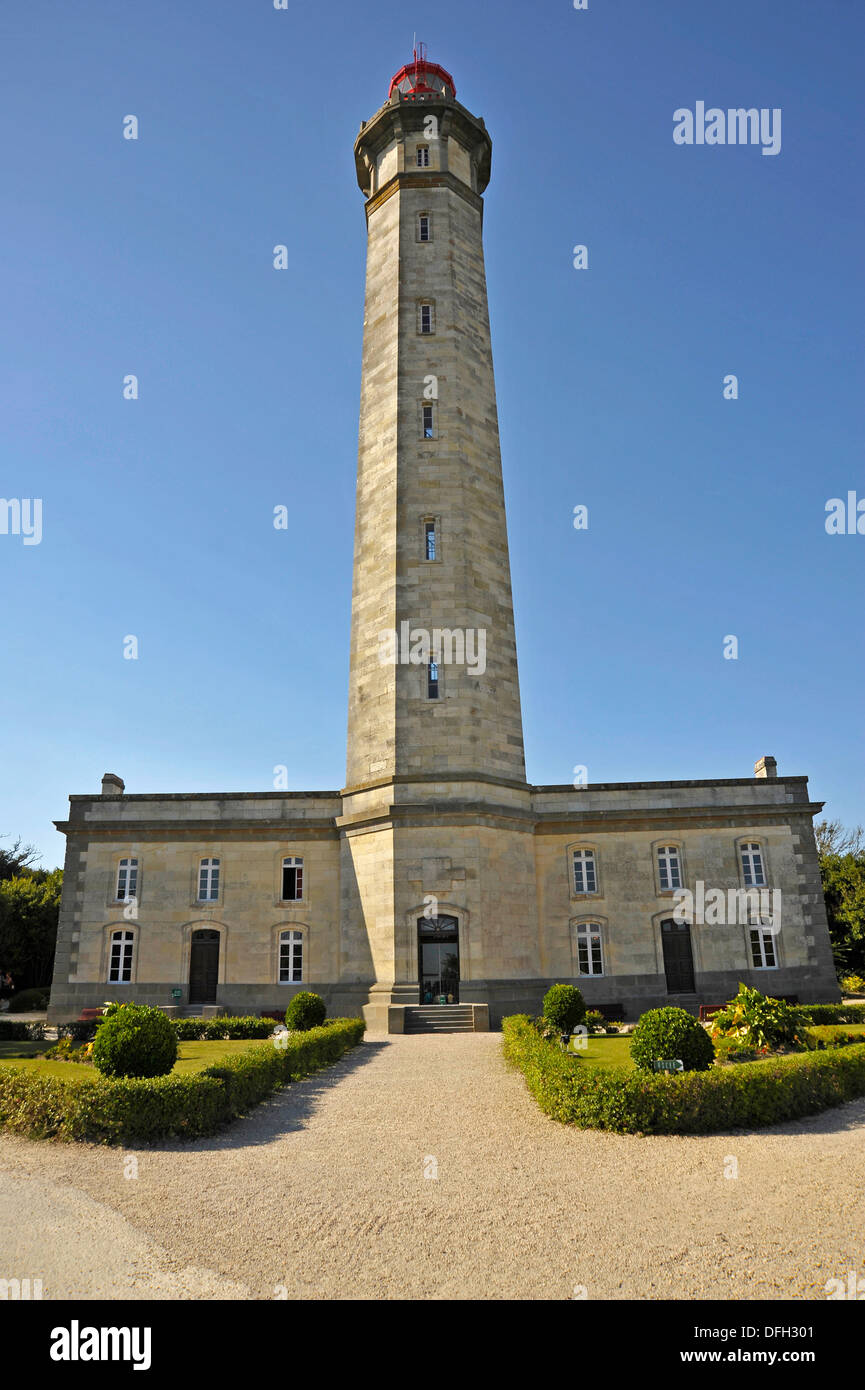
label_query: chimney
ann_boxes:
[101,772,125,796]
[754,755,777,780]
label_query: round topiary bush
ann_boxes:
[91,1003,178,1079]
[630,1006,715,1073]
[542,983,587,1035]
[285,991,327,1031]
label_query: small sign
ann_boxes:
[653,1058,684,1073]
[171,989,182,999]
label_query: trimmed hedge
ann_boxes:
[7,988,50,1013]
[92,1004,178,1079]
[171,1016,277,1041]
[0,1018,365,1143]
[0,1021,34,1042]
[796,1003,865,1026]
[502,1014,865,1135]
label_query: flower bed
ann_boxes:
[502,1014,865,1135]
[0,1018,365,1143]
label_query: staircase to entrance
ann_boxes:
[404,1005,476,1034]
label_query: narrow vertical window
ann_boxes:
[420,303,433,334]
[116,857,138,901]
[198,857,220,901]
[422,403,434,438]
[281,856,304,901]
[750,922,777,969]
[108,929,134,983]
[741,843,766,887]
[424,520,437,560]
[428,661,439,699]
[418,214,431,242]
[279,930,304,983]
[657,846,682,891]
[576,923,604,976]
[572,849,597,894]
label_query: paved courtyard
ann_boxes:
[1,1034,863,1300]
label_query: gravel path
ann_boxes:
[1,1034,863,1300]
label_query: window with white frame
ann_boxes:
[279,929,303,983]
[198,857,220,901]
[657,846,682,891]
[575,922,604,976]
[740,842,766,887]
[418,213,431,242]
[115,857,138,901]
[108,929,134,983]
[281,856,304,901]
[749,921,777,969]
[416,145,430,167]
[419,303,434,334]
[422,403,435,438]
[572,849,597,894]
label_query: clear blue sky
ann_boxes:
[1,0,862,869]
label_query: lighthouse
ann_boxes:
[342,49,539,1028]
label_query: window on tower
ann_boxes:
[418,213,431,242]
[419,303,434,334]
[428,661,439,700]
[422,403,434,438]
[424,520,437,561]
[416,145,430,167]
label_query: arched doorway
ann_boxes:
[661,919,695,994]
[418,915,459,1004]
[189,928,220,1004]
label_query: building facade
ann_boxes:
[48,55,839,1028]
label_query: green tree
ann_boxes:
[0,835,40,882]
[0,869,63,989]
[815,820,865,974]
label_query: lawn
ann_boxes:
[574,1035,635,1071]
[0,1038,268,1082]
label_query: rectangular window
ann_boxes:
[750,926,777,969]
[416,146,430,167]
[279,930,304,983]
[422,403,434,438]
[420,303,433,334]
[108,930,134,983]
[281,857,304,901]
[428,660,439,700]
[116,858,138,902]
[576,923,604,976]
[418,214,431,242]
[198,857,220,901]
[657,846,682,891]
[425,520,437,561]
[741,843,766,887]
[572,849,597,894]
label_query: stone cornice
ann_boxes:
[365,170,484,222]
[533,802,826,835]
[53,820,340,840]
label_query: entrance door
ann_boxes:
[661,919,695,993]
[418,915,459,1004]
[189,928,220,1004]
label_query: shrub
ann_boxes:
[285,991,327,1031]
[542,984,586,1035]
[631,1007,715,1073]
[7,988,50,1013]
[0,1018,365,1143]
[502,1015,865,1135]
[584,1010,606,1033]
[710,984,804,1051]
[91,1003,178,1079]
[839,974,865,996]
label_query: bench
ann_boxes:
[78,1007,106,1021]
[699,1004,725,1021]
[260,1011,285,1024]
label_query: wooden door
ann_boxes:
[661,919,695,994]
[189,929,220,1003]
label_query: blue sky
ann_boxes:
[1,0,862,868]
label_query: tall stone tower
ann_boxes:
[341,52,540,1027]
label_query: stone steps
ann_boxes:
[404,1005,475,1034]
